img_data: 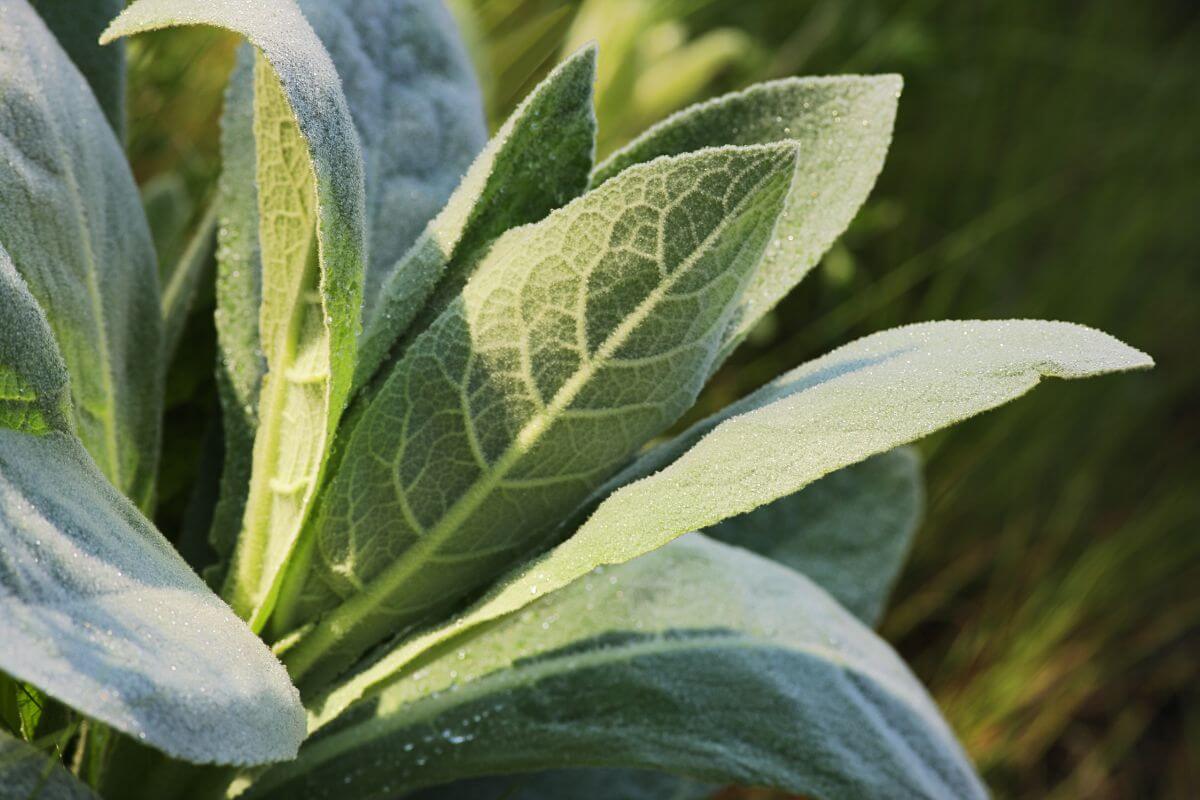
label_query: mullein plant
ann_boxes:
[0,0,1152,798]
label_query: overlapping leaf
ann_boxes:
[0,730,98,800]
[711,447,923,626]
[307,320,1150,724]
[353,44,599,390]
[253,537,986,799]
[0,430,305,765]
[29,0,126,139]
[595,75,902,364]
[105,0,369,629]
[0,244,71,437]
[279,143,800,687]
[0,0,163,508]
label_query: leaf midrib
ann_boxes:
[283,154,790,680]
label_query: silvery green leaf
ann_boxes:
[408,769,713,800]
[0,730,98,799]
[0,430,305,765]
[253,537,986,799]
[206,0,488,586]
[594,75,901,365]
[0,0,163,509]
[0,243,71,437]
[105,0,369,629]
[299,0,487,322]
[710,447,923,626]
[276,143,801,686]
[307,320,1149,724]
[354,44,598,390]
[29,0,126,139]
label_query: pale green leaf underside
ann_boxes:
[408,769,713,800]
[353,44,598,392]
[206,0,486,588]
[0,730,98,800]
[105,0,369,629]
[0,430,305,766]
[29,0,126,140]
[0,0,163,508]
[308,319,1149,723]
[255,537,985,799]
[711,446,923,626]
[595,75,902,365]
[0,243,71,436]
[279,143,800,686]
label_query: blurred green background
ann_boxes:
[127,1,1198,797]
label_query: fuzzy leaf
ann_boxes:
[307,320,1150,724]
[276,144,800,687]
[0,430,305,765]
[253,537,986,799]
[0,730,98,799]
[105,0,369,629]
[594,75,901,365]
[710,447,923,626]
[206,0,488,585]
[0,243,71,436]
[0,0,163,508]
[161,204,218,365]
[29,0,126,140]
[353,44,598,391]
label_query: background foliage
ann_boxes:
[125,0,1198,796]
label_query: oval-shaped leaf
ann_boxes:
[710,447,923,626]
[353,44,599,391]
[279,143,800,687]
[0,0,163,508]
[0,243,71,437]
[252,536,985,799]
[0,730,98,800]
[0,430,305,765]
[105,0,369,629]
[594,75,902,364]
[307,320,1149,723]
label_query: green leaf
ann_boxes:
[353,44,599,392]
[710,447,923,626]
[252,537,986,799]
[104,0,369,629]
[298,0,487,323]
[0,430,305,765]
[594,75,902,365]
[0,0,163,508]
[306,320,1150,724]
[0,244,72,437]
[408,770,713,800]
[0,729,98,800]
[278,143,801,687]
[205,0,488,589]
[29,0,126,140]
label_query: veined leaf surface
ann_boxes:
[0,243,71,436]
[307,320,1150,723]
[105,0,368,629]
[0,730,99,799]
[711,447,923,626]
[253,537,986,799]
[29,0,126,139]
[353,44,598,391]
[206,0,487,584]
[595,75,901,364]
[0,0,163,508]
[280,143,800,686]
[0,430,305,765]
